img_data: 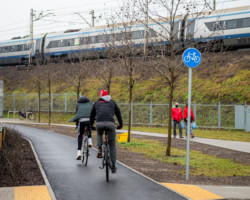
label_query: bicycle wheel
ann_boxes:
[28,113,36,120]
[82,136,89,166]
[19,114,25,120]
[105,143,110,182]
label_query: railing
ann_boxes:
[3,93,249,130]
[7,111,19,118]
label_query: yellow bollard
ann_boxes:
[117,132,128,142]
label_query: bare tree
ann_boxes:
[63,51,94,100]
[93,58,117,94]
[42,63,60,125]
[134,0,213,155]
[105,1,146,142]
[29,61,46,123]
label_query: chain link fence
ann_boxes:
[3,93,248,130]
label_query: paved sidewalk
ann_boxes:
[1,119,250,199]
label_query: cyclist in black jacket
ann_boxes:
[90,90,123,174]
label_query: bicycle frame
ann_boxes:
[99,129,111,182]
[82,126,90,166]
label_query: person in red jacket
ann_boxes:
[172,102,184,138]
[183,103,195,138]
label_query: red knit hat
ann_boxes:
[99,90,108,97]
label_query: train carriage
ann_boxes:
[0,6,249,67]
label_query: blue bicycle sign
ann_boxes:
[182,48,201,68]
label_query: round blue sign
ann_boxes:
[182,48,201,68]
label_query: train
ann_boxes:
[0,5,249,67]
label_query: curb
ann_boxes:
[25,137,57,200]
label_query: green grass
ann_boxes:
[118,138,250,177]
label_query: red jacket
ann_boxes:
[183,106,195,121]
[172,107,183,122]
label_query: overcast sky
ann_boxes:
[0,0,249,41]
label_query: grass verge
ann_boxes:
[118,138,250,177]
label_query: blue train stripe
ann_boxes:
[0,32,249,61]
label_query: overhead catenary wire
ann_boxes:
[0,0,247,40]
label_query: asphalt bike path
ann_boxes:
[8,124,187,200]
[1,119,250,199]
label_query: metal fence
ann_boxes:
[3,93,248,130]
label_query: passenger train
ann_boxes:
[0,6,249,66]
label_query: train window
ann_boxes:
[96,35,107,43]
[106,34,111,42]
[131,30,144,40]
[89,36,96,44]
[123,32,132,40]
[80,37,90,45]
[24,44,29,51]
[113,33,123,41]
[242,18,250,28]
[149,29,157,37]
[226,20,237,29]
[173,22,179,38]
[17,45,23,51]
[212,21,223,30]
[62,39,75,47]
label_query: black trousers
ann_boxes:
[77,121,92,150]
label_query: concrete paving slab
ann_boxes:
[0,187,14,200]
[200,185,250,200]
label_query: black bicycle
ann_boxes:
[82,126,90,166]
[99,129,112,182]
[18,110,36,120]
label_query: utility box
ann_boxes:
[246,106,250,132]
[235,105,245,129]
[0,80,3,118]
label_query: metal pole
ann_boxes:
[194,102,196,120]
[150,101,152,126]
[25,93,27,112]
[29,9,33,67]
[144,0,149,58]
[186,68,192,181]
[90,10,95,27]
[51,93,53,112]
[218,102,221,129]
[131,101,133,126]
[213,0,216,10]
[13,94,15,112]
[244,102,247,132]
[37,94,39,112]
[65,94,67,113]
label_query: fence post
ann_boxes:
[194,102,197,120]
[150,101,152,126]
[244,102,247,132]
[25,93,27,112]
[13,94,15,118]
[131,101,133,126]
[37,94,40,112]
[51,93,53,112]
[65,94,67,113]
[218,102,221,129]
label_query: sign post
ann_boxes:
[182,48,201,181]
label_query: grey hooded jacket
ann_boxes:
[69,96,93,122]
